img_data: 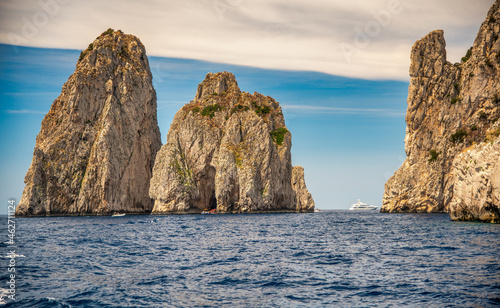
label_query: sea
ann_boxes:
[0,211,499,307]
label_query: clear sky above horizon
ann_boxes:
[0,0,495,214]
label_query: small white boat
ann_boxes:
[201,209,217,214]
[314,208,321,213]
[112,213,126,217]
[349,199,378,211]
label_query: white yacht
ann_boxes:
[349,199,378,211]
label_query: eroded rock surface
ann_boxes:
[382,1,500,222]
[16,29,161,216]
[149,72,314,213]
[292,165,315,212]
[449,136,500,223]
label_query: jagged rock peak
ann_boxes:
[77,28,151,76]
[195,72,240,101]
[149,72,314,214]
[16,28,162,216]
[409,30,447,78]
[382,1,500,223]
[471,0,500,61]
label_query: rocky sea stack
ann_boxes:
[16,29,162,216]
[149,72,314,214]
[382,1,500,223]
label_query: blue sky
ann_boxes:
[0,0,494,214]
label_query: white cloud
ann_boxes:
[0,0,494,80]
[282,104,405,117]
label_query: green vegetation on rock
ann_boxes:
[461,47,472,63]
[270,127,289,146]
[451,96,462,104]
[102,28,114,36]
[201,104,223,118]
[231,104,250,114]
[450,129,468,143]
[252,101,270,116]
[78,51,86,62]
[170,141,195,189]
[428,149,439,163]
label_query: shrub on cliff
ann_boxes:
[428,149,439,162]
[270,127,289,146]
[201,104,223,118]
[450,129,468,143]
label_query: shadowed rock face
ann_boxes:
[382,1,500,222]
[149,72,314,214]
[16,29,162,216]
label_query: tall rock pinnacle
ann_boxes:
[149,72,315,213]
[16,29,162,216]
[382,1,500,222]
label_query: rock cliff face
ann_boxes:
[449,137,500,223]
[292,165,315,211]
[16,29,162,216]
[149,72,314,213]
[382,1,500,222]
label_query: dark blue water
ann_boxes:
[1,211,499,307]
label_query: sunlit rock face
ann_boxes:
[149,72,315,214]
[16,29,161,216]
[382,2,500,223]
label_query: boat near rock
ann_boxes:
[349,200,378,211]
[201,209,217,214]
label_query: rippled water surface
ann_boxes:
[1,211,499,307]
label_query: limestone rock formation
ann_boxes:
[449,136,500,223]
[149,72,314,213]
[292,166,315,212]
[16,29,161,216]
[382,1,500,222]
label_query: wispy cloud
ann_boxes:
[2,92,60,97]
[282,104,405,117]
[4,109,46,114]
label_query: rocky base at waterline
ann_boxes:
[149,72,315,214]
[382,1,500,223]
[15,29,162,216]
